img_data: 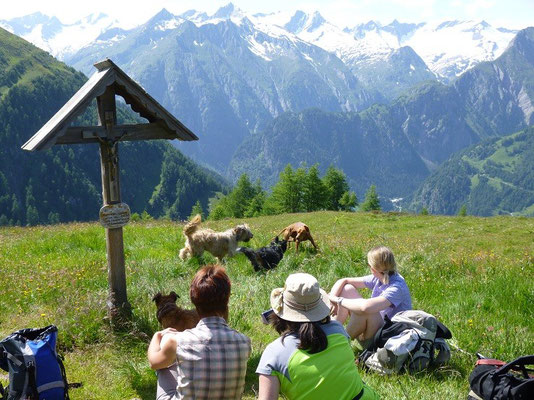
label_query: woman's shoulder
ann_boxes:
[322,320,350,339]
[390,273,408,286]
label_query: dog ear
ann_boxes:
[169,291,179,301]
[152,292,162,303]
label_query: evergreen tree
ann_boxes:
[458,204,467,216]
[244,191,266,217]
[208,193,232,220]
[421,207,429,215]
[323,166,350,210]
[189,200,204,220]
[266,164,302,213]
[227,174,256,218]
[361,185,381,211]
[26,206,39,226]
[302,165,329,212]
[339,191,358,211]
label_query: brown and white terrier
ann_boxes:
[152,291,200,331]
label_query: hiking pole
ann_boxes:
[449,343,476,359]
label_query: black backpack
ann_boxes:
[468,355,534,400]
[0,325,69,400]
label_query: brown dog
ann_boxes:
[278,222,318,252]
[152,291,200,331]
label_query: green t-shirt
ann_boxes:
[256,321,378,400]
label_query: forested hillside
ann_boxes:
[229,27,534,207]
[410,125,534,216]
[0,27,227,226]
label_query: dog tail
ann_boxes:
[183,214,202,236]
[275,227,287,241]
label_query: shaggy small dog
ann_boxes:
[278,222,318,252]
[237,237,288,271]
[178,214,254,262]
[152,291,200,331]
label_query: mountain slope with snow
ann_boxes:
[65,6,373,171]
[0,12,121,59]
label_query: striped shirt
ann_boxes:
[173,316,251,400]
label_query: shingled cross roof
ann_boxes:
[22,59,198,151]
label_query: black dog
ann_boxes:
[237,237,288,271]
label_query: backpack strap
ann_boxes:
[494,355,534,379]
[57,354,70,400]
[27,361,39,400]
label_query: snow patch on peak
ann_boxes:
[154,17,184,31]
[213,3,236,19]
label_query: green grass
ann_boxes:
[1,212,533,399]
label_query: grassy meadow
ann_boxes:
[1,211,533,399]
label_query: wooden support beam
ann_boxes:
[97,87,131,327]
[55,123,178,145]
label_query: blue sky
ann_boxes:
[3,0,533,29]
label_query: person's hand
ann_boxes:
[160,327,178,335]
[329,294,341,316]
[154,327,178,342]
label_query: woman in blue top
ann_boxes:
[329,246,412,349]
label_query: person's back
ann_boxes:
[256,273,379,400]
[258,319,367,400]
[149,264,251,400]
[174,316,250,399]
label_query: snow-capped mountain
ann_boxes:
[344,19,517,81]
[65,6,373,170]
[0,12,121,59]
[2,4,518,85]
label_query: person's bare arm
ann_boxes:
[330,277,367,297]
[337,295,391,315]
[148,328,178,370]
[258,374,280,400]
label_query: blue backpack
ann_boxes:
[0,325,69,400]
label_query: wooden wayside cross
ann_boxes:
[22,59,198,327]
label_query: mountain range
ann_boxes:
[1,4,533,217]
[0,27,227,225]
[410,125,534,216]
[228,27,534,206]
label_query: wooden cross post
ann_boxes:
[97,86,131,324]
[22,58,198,329]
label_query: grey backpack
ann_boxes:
[359,310,452,374]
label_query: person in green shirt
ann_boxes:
[256,273,379,400]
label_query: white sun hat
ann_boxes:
[270,273,331,322]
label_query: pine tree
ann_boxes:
[302,165,328,212]
[458,204,467,216]
[244,191,266,217]
[339,191,358,211]
[266,164,302,213]
[208,193,232,220]
[189,200,204,220]
[323,166,350,210]
[225,174,249,217]
[361,185,381,211]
